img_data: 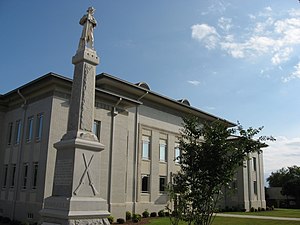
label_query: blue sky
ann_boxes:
[1,0,300,183]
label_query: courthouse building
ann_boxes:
[0,72,266,222]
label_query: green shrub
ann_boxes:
[241,208,246,212]
[107,216,114,224]
[171,211,178,217]
[142,210,149,218]
[117,218,125,224]
[21,222,30,225]
[126,211,132,220]
[261,207,266,211]
[132,214,141,223]
[258,207,261,212]
[150,212,157,217]
[2,217,11,224]
[250,207,255,212]
[158,210,165,217]
[165,212,170,217]
[10,220,21,225]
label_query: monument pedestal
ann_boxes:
[40,7,109,225]
[40,137,110,225]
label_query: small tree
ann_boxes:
[267,166,300,187]
[268,165,300,207]
[168,116,274,225]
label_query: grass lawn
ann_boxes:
[147,217,300,225]
[222,208,300,218]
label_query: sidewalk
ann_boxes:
[216,213,300,221]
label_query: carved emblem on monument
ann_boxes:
[74,153,99,196]
[80,64,93,131]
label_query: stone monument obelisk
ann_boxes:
[40,7,110,225]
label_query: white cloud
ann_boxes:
[218,17,232,32]
[192,6,300,82]
[288,8,300,17]
[248,14,256,20]
[271,47,293,65]
[188,80,201,86]
[282,61,300,82]
[258,6,273,17]
[202,0,230,15]
[191,24,220,49]
[264,136,300,183]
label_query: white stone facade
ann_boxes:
[0,73,266,222]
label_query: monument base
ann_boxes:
[40,196,110,225]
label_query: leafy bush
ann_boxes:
[142,210,149,218]
[261,208,266,211]
[10,220,21,225]
[158,210,165,217]
[126,211,132,220]
[107,216,114,224]
[250,207,255,212]
[165,212,170,217]
[150,212,157,217]
[132,214,141,223]
[2,217,11,224]
[117,218,125,224]
[241,208,246,212]
[21,222,29,225]
[171,211,179,217]
[258,207,261,212]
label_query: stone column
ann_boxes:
[40,7,110,225]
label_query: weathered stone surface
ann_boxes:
[40,7,109,225]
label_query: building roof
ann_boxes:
[1,72,236,127]
[96,73,236,127]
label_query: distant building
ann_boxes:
[266,187,297,208]
[0,72,266,222]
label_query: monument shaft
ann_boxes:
[40,7,110,225]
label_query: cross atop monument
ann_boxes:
[78,7,97,50]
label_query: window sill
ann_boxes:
[142,158,151,162]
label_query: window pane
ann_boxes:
[159,140,167,162]
[15,120,22,144]
[142,175,149,193]
[7,123,13,145]
[93,120,101,140]
[32,162,38,189]
[253,181,257,195]
[23,163,29,189]
[11,164,16,187]
[175,144,180,163]
[36,114,43,141]
[159,176,166,193]
[253,157,257,171]
[26,117,34,142]
[2,165,8,188]
[142,136,150,160]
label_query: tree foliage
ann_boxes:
[267,166,300,187]
[267,166,300,206]
[167,116,274,225]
